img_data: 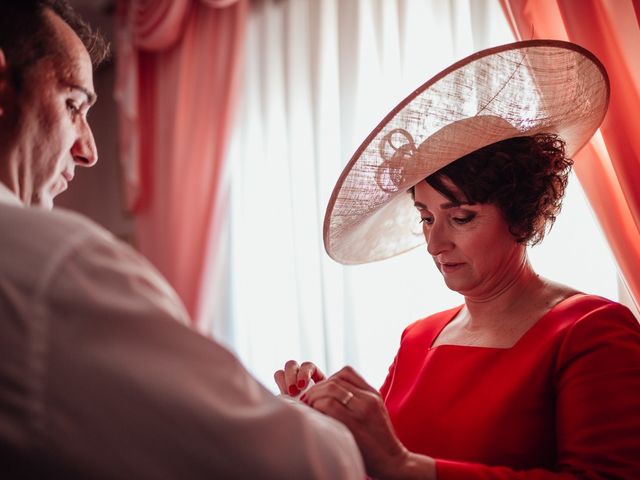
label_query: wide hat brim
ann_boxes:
[323,40,609,265]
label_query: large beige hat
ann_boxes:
[323,40,609,265]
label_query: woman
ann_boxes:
[275,41,640,478]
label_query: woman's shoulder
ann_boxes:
[540,278,637,330]
[550,293,640,357]
[554,293,636,324]
[549,293,640,388]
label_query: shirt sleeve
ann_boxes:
[34,231,365,479]
[434,302,640,480]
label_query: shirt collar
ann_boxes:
[0,182,24,207]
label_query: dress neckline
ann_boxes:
[427,292,586,351]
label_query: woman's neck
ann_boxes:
[462,256,545,327]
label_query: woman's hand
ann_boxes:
[273,360,326,397]
[299,366,434,479]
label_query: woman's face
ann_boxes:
[413,179,525,299]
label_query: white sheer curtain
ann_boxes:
[209,0,618,390]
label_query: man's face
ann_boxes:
[7,9,97,208]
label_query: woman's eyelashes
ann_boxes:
[452,213,476,224]
[418,212,477,225]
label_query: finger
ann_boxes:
[302,379,359,411]
[310,364,326,383]
[284,360,301,396]
[331,366,378,394]
[331,380,382,421]
[304,379,379,424]
[297,362,326,390]
[273,369,287,395]
[311,396,354,426]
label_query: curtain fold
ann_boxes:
[115,0,249,326]
[201,0,241,7]
[499,0,640,309]
[129,0,192,50]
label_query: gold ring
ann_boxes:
[341,391,354,407]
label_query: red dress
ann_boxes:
[380,294,640,479]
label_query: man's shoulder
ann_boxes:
[0,202,120,282]
[0,201,114,248]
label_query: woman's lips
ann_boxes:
[440,262,464,273]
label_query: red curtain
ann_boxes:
[500,0,640,309]
[115,0,248,327]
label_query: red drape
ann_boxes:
[500,0,640,309]
[115,0,248,327]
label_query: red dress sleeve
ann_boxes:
[380,320,422,400]
[379,354,397,401]
[434,302,640,479]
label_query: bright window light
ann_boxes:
[214,0,620,390]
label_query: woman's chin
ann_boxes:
[441,276,478,297]
[442,277,465,294]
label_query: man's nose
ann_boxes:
[426,221,453,256]
[71,121,98,167]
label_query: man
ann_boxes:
[0,1,364,478]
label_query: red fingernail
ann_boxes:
[297,380,306,388]
[300,393,306,401]
[288,385,299,395]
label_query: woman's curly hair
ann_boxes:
[425,134,573,245]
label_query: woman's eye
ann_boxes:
[453,214,476,225]
[419,217,433,225]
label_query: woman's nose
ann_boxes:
[426,221,453,256]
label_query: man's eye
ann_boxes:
[453,214,476,225]
[66,101,80,115]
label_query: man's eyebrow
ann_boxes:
[65,82,97,106]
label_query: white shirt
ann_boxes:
[0,183,364,479]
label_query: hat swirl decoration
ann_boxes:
[323,40,609,265]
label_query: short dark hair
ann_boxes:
[0,0,109,88]
[422,133,572,246]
